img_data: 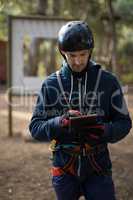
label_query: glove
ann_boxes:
[71,114,104,141]
[60,111,104,138]
[59,110,82,140]
[79,123,105,140]
[60,110,82,128]
[60,113,100,136]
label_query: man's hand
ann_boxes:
[69,113,105,141]
[60,110,82,128]
[59,110,82,138]
[79,123,105,140]
[60,111,104,141]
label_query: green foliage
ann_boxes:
[118,34,133,74]
[115,0,133,24]
[61,0,102,21]
[121,73,133,84]
[0,0,38,39]
[0,0,37,14]
[122,42,133,57]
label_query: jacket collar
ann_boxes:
[61,60,100,78]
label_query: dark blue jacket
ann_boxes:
[29,60,132,143]
[29,60,132,175]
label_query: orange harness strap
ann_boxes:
[51,167,64,176]
[51,156,77,176]
[51,144,106,177]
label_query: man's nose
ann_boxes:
[74,57,81,65]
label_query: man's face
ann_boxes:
[62,50,90,72]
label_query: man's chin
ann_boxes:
[74,68,85,73]
[75,70,83,72]
[72,66,86,72]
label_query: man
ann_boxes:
[29,21,132,200]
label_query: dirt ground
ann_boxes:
[0,88,133,200]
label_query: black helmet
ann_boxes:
[58,21,94,52]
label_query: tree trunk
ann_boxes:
[48,40,57,74]
[52,0,61,16]
[106,0,118,75]
[37,0,48,15]
[25,0,48,76]
[46,0,61,75]
[26,38,43,76]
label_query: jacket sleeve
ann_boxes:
[29,83,63,141]
[104,77,132,143]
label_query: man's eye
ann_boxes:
[70,55,76,58]
[81,54,86,56]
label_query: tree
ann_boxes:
[37,0,48,15]
[26,0,48,76]
[106,0,118,74]
[48,0,61,74]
